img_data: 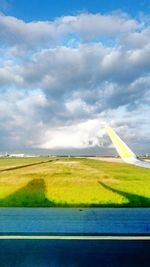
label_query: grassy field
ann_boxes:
[0,157,150,207]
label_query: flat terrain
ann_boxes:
[0,157,150,207]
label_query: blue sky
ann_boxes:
[1,0,150,21]
[0,0,150,155]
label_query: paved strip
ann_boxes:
[1,208,150,235]
[1,235,150,240]
[0,159,53,172]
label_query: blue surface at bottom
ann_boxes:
[1,240,150,267]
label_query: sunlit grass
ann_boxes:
[0,157,150,207]
[0,157,49,170]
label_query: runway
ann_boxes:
[1,208,150,266]
[0,208,150,235]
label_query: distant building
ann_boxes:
[9,154,25,158]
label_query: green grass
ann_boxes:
[0,157,49,170]
[0,157,150,207]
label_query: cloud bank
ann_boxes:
[0,12,149,155]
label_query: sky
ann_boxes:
[0,0,150,155]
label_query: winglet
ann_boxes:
[105,126,136,160]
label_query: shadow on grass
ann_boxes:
[1,178,150,207]
[99,181,150,207]
[0,179,68,207]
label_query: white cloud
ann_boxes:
[0,12,141,51]
[0,12,149,154]
[40,119,106,149]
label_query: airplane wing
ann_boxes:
[105,125,150,169]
